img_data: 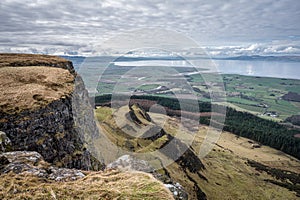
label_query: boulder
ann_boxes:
[108,155,188,200]
[0,131,11,153]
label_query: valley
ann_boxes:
[83,56,300,124]
[94,103,300,199]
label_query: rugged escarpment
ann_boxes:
[96,104,207,200]
[0,54,103,170]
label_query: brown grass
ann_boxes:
[195,127,300,173]
[0,53,75,114]
[0,66,74,114]
[0,170,174,200]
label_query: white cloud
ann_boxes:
[204,41,300,57]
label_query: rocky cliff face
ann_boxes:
[0,54,103,170]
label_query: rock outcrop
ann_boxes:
[0,54,103,170]
[0,151,85,181]
[0,53,179,200]
[107,154,189,200]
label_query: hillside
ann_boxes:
[95,104,207,199]
[95,104,300,199]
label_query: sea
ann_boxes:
[64,56,300,80]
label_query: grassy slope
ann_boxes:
[0,170,174,200]
[95,106,205,199]
[193,126,300,199]
[197,149,298,200]
[95,106,300,200]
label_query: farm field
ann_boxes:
[95,62,300,121]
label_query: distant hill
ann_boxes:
[214,55,300,62]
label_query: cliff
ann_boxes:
[0,53,102,170]
[0,53,175,200]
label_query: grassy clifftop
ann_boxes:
[0,54,75,114]
[0,66,74,114]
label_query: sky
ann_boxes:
[1,0,300,56]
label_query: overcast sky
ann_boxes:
[1,0,300,56]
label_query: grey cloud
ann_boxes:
[0,0,300,55]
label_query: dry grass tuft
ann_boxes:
[0,170,174,200]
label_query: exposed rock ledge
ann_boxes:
[0,151,85,181]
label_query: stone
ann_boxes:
[164,183,188,200]
[107,155,154,172]
[108,155,188,200]
[48,166,85,181]
[0,131,11,153]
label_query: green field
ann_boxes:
[187,74,300,120]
